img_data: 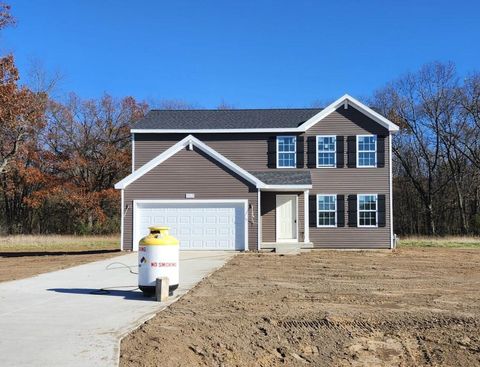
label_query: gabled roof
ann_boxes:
[134,108,322,130]
[299,94,399,132]
[115,135,312,190]
[115,135,262,189]
[131,94,399,133]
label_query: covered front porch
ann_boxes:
[251,171,313,252]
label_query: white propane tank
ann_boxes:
[138,226,179,296]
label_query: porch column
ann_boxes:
[304,189,310,243]
[257,189,262,250]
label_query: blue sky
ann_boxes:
[2,0,479,108]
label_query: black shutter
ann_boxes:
[309,195,317,227]
[296,136,304,168]
[336,136,344,168]
[337,194,345,227]
[378,194,386,227]
[267,137,276,168]
[348,194,357,227]
[347,136,356,168]
[306,136,316,168]
[377,135,386,168]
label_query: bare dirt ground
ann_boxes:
[0,251,121,282]
[121,248,480,367]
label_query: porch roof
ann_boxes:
[250,170,311,186]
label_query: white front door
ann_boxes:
[276,195,297,242]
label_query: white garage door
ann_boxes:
[134,201,247,251]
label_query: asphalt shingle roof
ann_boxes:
[133,108,323,130]
[251,170,312,186]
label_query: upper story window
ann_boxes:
[357,135,377,167]
[358,194,377,227]
[317,194,337,227]
[317,136,336,167]
[277,136,296,168]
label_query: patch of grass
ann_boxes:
[398,236,480,248]
[0,234,120,252]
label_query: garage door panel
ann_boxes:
[179,216,190,224]
[135,202,245,250]
[193,216,203,224]
[218,228,229,236]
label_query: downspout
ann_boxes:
[120,189,124,251]
[389,134,394,249]
[131,133,135,172]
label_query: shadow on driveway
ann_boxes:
[47,287,155,301]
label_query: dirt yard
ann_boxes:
[120,248,480,367]
[0,251,121,282]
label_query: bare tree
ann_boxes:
[373,62,458,235]
[456,73,480,169]
[0,2,14,30]
[151,99,198,110]
[25,58,64,96]
[217,100,235,110]
[310,98,334,108]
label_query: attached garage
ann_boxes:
[116,135,264,251]
[133,200,248,251]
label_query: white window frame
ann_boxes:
[316,194,337,228]
[357,194,378,228]
[356,135,377,168]
[276,135,296,168]
[316,135,336,168]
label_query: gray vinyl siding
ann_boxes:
[260,192,276,243]
[134,133,271,170]
[298,192,305,242]
[261,192,304,243]
[123,146,258,251]
[304,107,391,249]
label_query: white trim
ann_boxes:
[131,94,400,134]
[115,135,265,189]
[131,133,135,172]
[120,189,124,251]
[316,194,337,228]
[356,134,377,168]
[357,194,379,228]
[304,190,309,242]
[133,199,249,251]
[316,135,337,168]
[134,199,249,204]
[257,190,261,251]
[275,194,298,242]
[276,135,297,168]
[131,128,300,134]
[389,134,394,248]
[300,94,400,132]
[261,184,312,191]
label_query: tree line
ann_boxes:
[373,63,480,236]
[1,4,479,236]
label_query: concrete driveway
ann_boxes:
[0,251,235,367]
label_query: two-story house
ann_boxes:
[115,94,399,251]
